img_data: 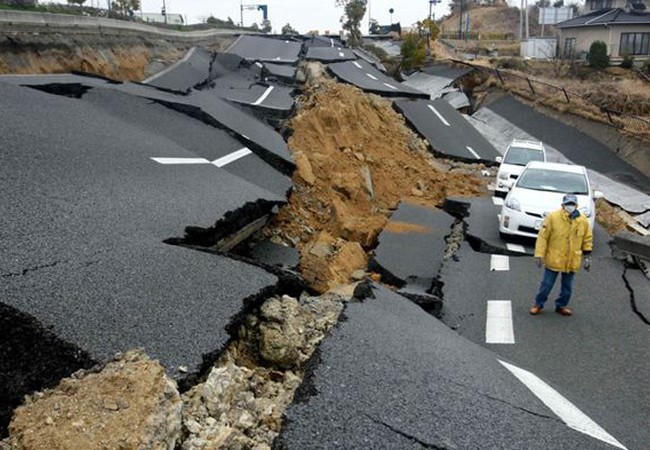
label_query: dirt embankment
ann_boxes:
[0,31,235,80]
[266,65,488,292]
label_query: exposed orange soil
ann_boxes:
[267,80,487,292]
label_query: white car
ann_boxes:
[495,139,546,198]
[499,161,602,239]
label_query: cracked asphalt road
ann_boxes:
[277,285,618,450]
[2,36,649,449]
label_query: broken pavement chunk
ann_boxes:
[9,350,182,450]
[369,201,454,290]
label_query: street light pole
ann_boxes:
[162,0,167,24]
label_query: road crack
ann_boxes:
[2,261,61,278]
[622,264,650,326]
[363,414,451,449]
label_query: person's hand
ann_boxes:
[535,257,543,268]
[583,257,591,272]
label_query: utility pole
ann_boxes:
[162,0,167,24]
[524,0,530,40]
[240,0,244,27]
[519,0,523,40]
[458,0,463,39]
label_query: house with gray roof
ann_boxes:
[556,0,650,62]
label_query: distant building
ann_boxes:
[140,12,184,25]
[556,0,650,62]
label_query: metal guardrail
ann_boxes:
[0,10,242,39]
[452,59,650,139]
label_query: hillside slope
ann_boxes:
[439,5,545,38]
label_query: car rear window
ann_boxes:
[503,147,545,166]
[517,168,588,195]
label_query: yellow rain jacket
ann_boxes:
[534,208,593,273]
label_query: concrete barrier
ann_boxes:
[0,10,242,39]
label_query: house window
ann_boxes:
[564,38,577,58]
[620,33,650,55]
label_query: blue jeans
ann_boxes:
[535,268,575,309]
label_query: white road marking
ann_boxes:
[255,62,263,68]
[492,197,504,206]
[252,86,274,105]
[353,61,363,69]
[382,82,398,90]
[143,47,196,84]
[330,38,334,47]
[506,243,526,253]
[490,255,510,271]
[366,73,379,81]
[212,148,252,167]
[339,52,345,57]
[466,146,480,159]
[499,361,628,450]
[486,301,515,344]
[427,105,450,127]
[151,157,210,165]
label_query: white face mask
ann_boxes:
[564,205,577,214]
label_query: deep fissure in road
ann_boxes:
[622,264,650,326]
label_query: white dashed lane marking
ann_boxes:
[211,148,252,167]
[150,158,209,165]
[490,255,510,271]
[499,361,628,450]
[466,146,480,159]
[366,73,379,81]
[352,61,362,69]
[382,82,398,90]
[252,86,274,105]
[427,105,450,127]
[151,148,252,168]
[486,301,515,344]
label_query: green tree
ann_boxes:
[400,32,427,71]
[112,0,140,16]
[336,0,367,47]
[587,40,610,69]
[282,23,299,35]
[420,18,441,41]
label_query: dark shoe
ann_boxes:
[530,306,542,315]
[556,307,572,316]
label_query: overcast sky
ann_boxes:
[136,0,453,33]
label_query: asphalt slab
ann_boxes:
[395,97,500,162]
[277,284,615,450]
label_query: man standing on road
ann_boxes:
[530,194,593,316]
